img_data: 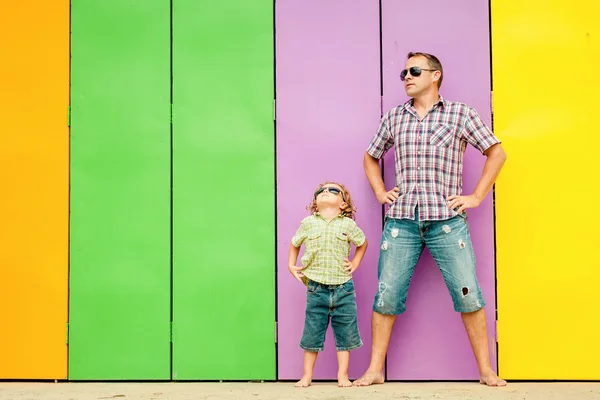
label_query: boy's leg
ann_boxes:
[295,351,318,388]
[330,279,361,387]
[297,280,328,388]
[354,218,423,386]
[336,350,351,387]
[425,215,506,387]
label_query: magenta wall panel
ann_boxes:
[381,1,497,379]
[276,0,381,380]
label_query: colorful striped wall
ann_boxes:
[1,0,598,381]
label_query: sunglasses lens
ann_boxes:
[401,67,423,81]
[315,187,342,197]
[410,66,422,77]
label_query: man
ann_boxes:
[354,52,507,387]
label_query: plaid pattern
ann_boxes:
[366,96,500,221]
[291,214,366,285]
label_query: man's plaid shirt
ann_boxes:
[291,213,366,285]
[366,96,500,221]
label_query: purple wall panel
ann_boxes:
[276,0,381,380]
[381,1,497,380]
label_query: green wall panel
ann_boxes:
[172,0,276,380]
[69,0,171,379]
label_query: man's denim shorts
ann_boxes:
[300,279,363,352]
[373,213,486,315]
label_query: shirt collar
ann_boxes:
[402,95,445,113]
[314,212,344,220]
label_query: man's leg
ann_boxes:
[426,215,506,386]
[354,218,423,386]
[462,308,506,386]
[352,311,394,386]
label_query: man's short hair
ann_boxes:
[407,52,443,89]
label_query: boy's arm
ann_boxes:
[287,243,304,283]
[343,239,368,275]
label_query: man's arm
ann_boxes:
[364,152,399,205]
[447,143,507,213]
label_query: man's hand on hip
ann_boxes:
[447,194,483,213]
[376,187,400,205]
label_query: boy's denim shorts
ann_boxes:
[300,278,363,352]
[373,212,486,315]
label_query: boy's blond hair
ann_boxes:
[306,181,357,220]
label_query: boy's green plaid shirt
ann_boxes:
[291,213,366,285]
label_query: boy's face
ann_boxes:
[315,184,346,211]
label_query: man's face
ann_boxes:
[403,56,438,97]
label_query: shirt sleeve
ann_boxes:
[347,221,366,247]
[291,220,308,247]
[462,107,501,154]
[366,112,395,160]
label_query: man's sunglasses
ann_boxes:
[400,66,437,81]
[314,186,343,197]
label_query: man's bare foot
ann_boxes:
[295,375,312,388]
[352,370,385,386]
[479,370,507,387]
[338,374,352,387]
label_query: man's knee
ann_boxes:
[372,283,406,315]
[452,286,486,313]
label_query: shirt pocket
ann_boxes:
[307,231,322,248]
[335,232,351,256]
[429,124,454,149]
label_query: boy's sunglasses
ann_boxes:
[314,186,343,197]
[400,66,437,81]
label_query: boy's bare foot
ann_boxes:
[479,370,507,387]
[353,370,385,386]
[337,374,352,387]
[295,375,312,388]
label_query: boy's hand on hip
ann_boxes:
[343,259,359,275]
[288,265,305,283]
[447,194,482,214]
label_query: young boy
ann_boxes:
[288,181,368,388]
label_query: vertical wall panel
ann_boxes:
[276,0,381,379]
[0,1,69,379]
[381,0,497,379]
[69,0,171,379]
[172,0,276,380]
[493,0,600,379]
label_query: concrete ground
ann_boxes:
[0,382,599,400]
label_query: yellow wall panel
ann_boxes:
[0,1,69,378]
[492,0,600,379]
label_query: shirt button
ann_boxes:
[418,167,421,170]
[418,151,421,155]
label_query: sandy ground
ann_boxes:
[0,382,599,400]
